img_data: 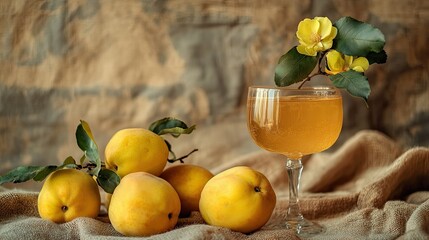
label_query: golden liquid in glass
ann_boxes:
[248,95,343,158]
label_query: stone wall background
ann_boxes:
[1,0,428,190]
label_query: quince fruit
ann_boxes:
[38,169,101,223]
[199,166,276,233]
[160,164,214,217]
[105,128,169,177]
[108,172,180,236]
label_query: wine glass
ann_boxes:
[247,85,343,235]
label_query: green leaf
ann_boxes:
[366,50,387,64]
[96,169,120,194]
[157,126,196,137]
[76,120,98,159]
[60,164,79,169]
[59,156,79,169]
[33,166,58,181]
[333,17,385,56]
[274,47,318,86]
[149,117,196,137]
[0,166,49,184]
[75,120,101,175]
[329,70,371,102]
[79,154,86,165]
[63,156,76,165]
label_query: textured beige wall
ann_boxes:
[1,0,428,190]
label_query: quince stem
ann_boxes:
[167,149,198,163]
[75,163,106,172]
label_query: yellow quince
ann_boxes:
[325,50,369,75]
[296,17,337,56]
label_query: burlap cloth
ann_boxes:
[1,130,428,239]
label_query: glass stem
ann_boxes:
[285,158,304,225]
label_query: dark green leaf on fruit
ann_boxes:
[97,169,120,194]
[33,166,58,181]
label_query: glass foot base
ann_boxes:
[286,218,325,236]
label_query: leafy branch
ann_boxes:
[0,117,198,193]
[0,120,120,194]
[149,117,198,163]
[274,16,387,103]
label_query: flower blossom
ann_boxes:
[325,50,369,75]
[296,17,337,56]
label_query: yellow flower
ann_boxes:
[325,50,369,75]
[296,17,337,56]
